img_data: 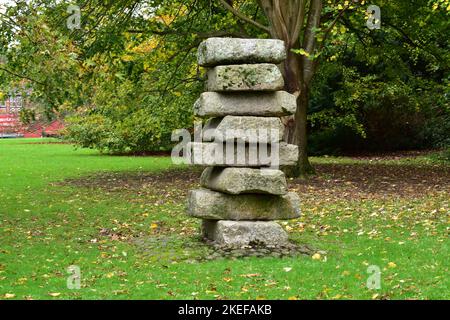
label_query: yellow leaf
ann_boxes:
[387,262,397,269]
[150,223,158,229]
[4,293,15,299]
[121,54,134,62]
[288,296,299,300]
[241,273,260,278]
[48,292,61,297]
[158,14,176,25]
[297,48,310,57]
[17,277,28,284]
[312,253,321,260]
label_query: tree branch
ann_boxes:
[302,0,322,85]
[383,20,445,64]
[318,2,351,51]
[272,0,289,41]
[218,0,271,34]
[290,0,307,46]
[127,29,249,39]
[303,0,322,53]
[0,66,45,86]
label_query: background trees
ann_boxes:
[308,0,450,154]
[0,1,448,165]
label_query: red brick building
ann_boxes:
[0,93,64,138]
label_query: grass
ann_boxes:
[0,138,448,300]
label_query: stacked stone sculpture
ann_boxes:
[187,37,301,247]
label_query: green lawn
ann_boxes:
[0,138,448,300]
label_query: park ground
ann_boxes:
[0,138,448,300]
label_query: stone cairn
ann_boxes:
[187,37,300,247]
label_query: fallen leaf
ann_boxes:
[388,262,397,269]
[48,292,61,297]
[241,273,261,278]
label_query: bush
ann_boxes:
[65,96,195,153]
[307,51,449,155]
[63,67,201,153]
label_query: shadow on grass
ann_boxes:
[59,162,449,201]
[292,162,450,201]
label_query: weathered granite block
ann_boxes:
[200,167,287,195]
[188,142,298,167]
[194,91,297,117]
[187,189,301,220]
[203,116,284,143]
[206,64,284,92]
[201,220,289,247]
[198,37,286,67]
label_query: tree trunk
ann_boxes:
[292,87,315,176]
[283,90,315,177]
[256,0,320,177]
[282,48,315,177]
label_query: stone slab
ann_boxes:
[200,167,287,195]
[206,64,284,92]
[194,91,297,117]
[201,220,289,247]
[198,37,286,67]
[187,189,301,220]
[203,116,284,143]
[188,142,298,167]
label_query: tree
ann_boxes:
[216,0,365,176]
[306,0,449,153]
